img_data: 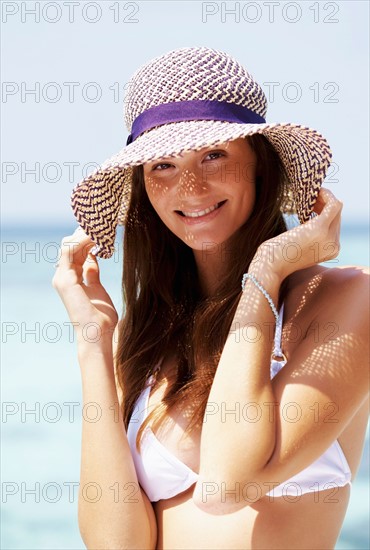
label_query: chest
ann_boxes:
[146,355,202,473]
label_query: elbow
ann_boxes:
[192,475,271,515]
[78,517,154,550]
[78,520,113,550]
[192,476,259,515]
[192,480,223,514]
[78,487,157,549]
[79,530,152,550]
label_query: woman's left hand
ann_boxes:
[251,187,343,280]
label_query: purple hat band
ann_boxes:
[126,99,266,145]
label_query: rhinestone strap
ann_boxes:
[241,273,279,325]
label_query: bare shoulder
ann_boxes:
[273,265,369,480]
[316,264,369,327]
[300,266,370,474]
[286,264,369,317]
[283,264,369,371]
[305,263,369,287]
[319,263,369,286]
[313,264,369,316]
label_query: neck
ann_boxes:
[193,243,233,297]
[193,242,300,304]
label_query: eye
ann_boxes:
[152,162,173,171]
[205,150,225,161]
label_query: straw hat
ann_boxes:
[70,46,332,259]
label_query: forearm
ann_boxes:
[195,260,283,504]
[77,345,154,549]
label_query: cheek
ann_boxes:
[144,177,173,225]
[145,176,168,209]
[144,175,169,199]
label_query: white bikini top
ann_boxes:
[127,303,352,502]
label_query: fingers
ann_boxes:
[59,227,97,271]
[312,187,343,219]
[52,227,100,290]
[313,188,343,261]
[83,252,101,286]
[318,188,343,236]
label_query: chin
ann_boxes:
[180,231,234,252]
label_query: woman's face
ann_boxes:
[143,138,257,251]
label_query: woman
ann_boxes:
[53,47,369,549]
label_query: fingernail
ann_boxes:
[90,245,100,255]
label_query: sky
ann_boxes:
[1,0,369,228]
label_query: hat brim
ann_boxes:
[71,120,332,259]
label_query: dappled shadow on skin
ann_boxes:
[143,139,258,252]
[145,167,208,248]
[268,328,359,473]
[285,271,323,318]
[150,266,365,547]
[278,265,367,384]
[146,163,218,247]
[208,264,365,506]
[281,331,357,384]
[269,266,367,472]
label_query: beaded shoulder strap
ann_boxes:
[271,303,287,362]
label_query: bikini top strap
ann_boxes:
[272,302,285,359]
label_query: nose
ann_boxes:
[176,163,210,202]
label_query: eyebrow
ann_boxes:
[147,156,174,164]
[146,146,228,166]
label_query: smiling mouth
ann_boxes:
[176,200,227,218]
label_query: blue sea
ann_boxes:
[1,223,369,549]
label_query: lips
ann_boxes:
[176,200,227,218]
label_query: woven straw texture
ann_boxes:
[71,47,332,259]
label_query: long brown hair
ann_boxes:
[115,134,290,447]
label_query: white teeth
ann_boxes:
[182,202,220,218]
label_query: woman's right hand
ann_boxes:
[249,187,343,282]
[52,227,119,352]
